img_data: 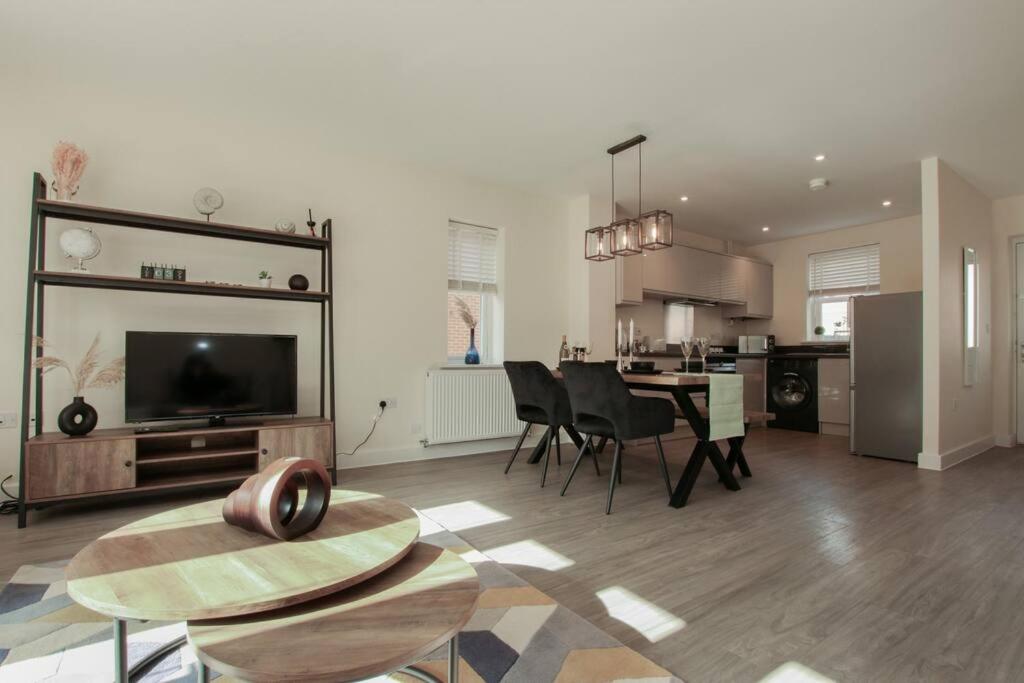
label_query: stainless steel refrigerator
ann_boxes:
[850,292,922,462]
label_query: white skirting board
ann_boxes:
[918,434,996,471]
[339,430,544,470]
[819,422,850,437]
[994,433,1016,448]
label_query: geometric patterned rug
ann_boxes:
[0,512,683,683]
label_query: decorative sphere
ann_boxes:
[288,274,309,291]
[59,228,102,261]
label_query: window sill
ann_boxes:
[437,363,505,370]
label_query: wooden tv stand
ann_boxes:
[22,417,334,509]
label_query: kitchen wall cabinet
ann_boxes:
[615,254,643,305]
[818,358,850,435]
[641,244,772,319]
[640,247,672,295]
[720,259,773,319]
[719,254,745,303]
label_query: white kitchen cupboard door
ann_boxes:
[639,246,668,294]
[746,261,774,317]
[615,254,643,305]
[719,255,746,304]
[818,358,850,435]
[678,247,720,300]
[721,259,773,319]
[735,357,768,425]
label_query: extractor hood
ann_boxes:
[664,297,719,308]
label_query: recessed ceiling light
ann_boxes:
[761,226,770,232]
[679,196,688,202]
[882,200,892,207]
[814,154,826,162]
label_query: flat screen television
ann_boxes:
[125,331,297,424]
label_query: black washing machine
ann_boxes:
[767,358,818,432]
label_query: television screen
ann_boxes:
[125,332,297,422]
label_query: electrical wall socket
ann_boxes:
[0,413,17,429]
[379,397,397,410]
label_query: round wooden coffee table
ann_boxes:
[189,542,480,682]
[66,489,421,682]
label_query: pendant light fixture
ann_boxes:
[583,141,622,261]
[636,137,673,250]
[584,135,673,261]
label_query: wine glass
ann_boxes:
[697,337,711,374]
[680,337,695,373]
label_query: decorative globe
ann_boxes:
[59,227,102,272]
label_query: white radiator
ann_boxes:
[424,368,524,445]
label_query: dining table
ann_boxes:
[532,368,749,508]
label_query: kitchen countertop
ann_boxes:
[635,350,850,360]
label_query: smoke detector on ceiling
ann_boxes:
[809,177,830,191]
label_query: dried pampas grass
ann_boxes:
[88,356,126,389]
[32,334,125,396]
[450,295,478,329]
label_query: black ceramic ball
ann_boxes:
[288,274,309,291]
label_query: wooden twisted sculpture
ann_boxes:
[223,457,332,540]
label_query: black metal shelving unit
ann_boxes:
[17,172,337,528]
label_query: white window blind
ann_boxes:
[448,221,498,293]
[808,244,880,295]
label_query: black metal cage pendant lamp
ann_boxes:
[584,135,673,261]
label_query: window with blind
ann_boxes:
[447,221,501,363]
[807,244,880,340]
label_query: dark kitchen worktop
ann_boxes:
[635,344,849,360]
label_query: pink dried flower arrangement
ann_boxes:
[51,141,89,200]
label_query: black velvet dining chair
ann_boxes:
[559,362,675,514]
[503,360,592,487]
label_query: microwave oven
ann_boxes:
[739,335,775,354]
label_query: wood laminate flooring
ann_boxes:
[5,429,1024,682]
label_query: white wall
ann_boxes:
[744,215,923,344]
[0,77,573,478]
[990,193,1024,446]
[920,158,994,470]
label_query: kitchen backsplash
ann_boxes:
[615,298,748,351]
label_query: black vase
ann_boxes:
[288,274,309,291]
[58,396,98,437]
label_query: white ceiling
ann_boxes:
[5,1,1024,243]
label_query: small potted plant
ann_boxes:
[258,270,273,288]
[813,325,826,338]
